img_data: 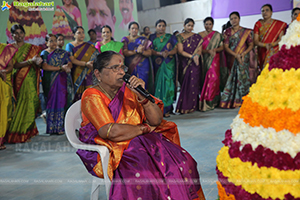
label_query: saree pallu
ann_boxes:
[0,44,17,146]
[149,33,178,114]
[41,49,73,134]
[6,43,41,143]
[220,27,252,109]
[176,34,203,114]
[254,19,287,69]
[69,42,99,101]
[77,85,205,200]
[122,36,154,94]
[95,40,124,55]
[199,31,223,112]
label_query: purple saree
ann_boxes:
[122,36,154,93]
[40,49,73,134]
[176,34,203,114]
[77,83,204,200]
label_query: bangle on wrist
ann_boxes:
[106,123,114,139]
[139,123,151,134]
[135,49,138,53]
[59,66,62,71]
[137,97,149,105]
[85,62,87,67]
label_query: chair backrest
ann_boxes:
[64,100,85,149]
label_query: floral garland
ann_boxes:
[216,181,236,200]
[269,45,300,71]
[239,96,300,135]
[224,129,300,170]
[216,168,299,200]
[231,115,300,157]
[248,67,300,112]
[279,15,300,49]
[216,146,300,199]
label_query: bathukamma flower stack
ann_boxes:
[216,16,300,200]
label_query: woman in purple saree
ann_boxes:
[176,18,203,114]
[122,22,154,93]
[199,17,224,111]
[76,51,206,200]
[40,34,73,135]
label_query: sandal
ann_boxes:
[0,145,6,150]
[163,113,171,118]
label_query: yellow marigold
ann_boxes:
[216,146,300,199]
[249,66,300,112]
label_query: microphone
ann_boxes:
[123,74,155,103]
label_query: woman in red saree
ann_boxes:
[199,17,224,111]
[77,51,206,200]
[254,4,287,70]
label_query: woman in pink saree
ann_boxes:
[199,17,224,111]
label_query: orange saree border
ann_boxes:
[82,87,180,180]
[14,44,41,95]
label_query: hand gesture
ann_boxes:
[162,50,169,58]
[32,55,43,65]
[0,70,7,81]
[208,49,216,57]
[193,54,200,66]
[137,45,144,53]
[265,43,272,51]
[235,54,242,65]
[86,61,93,70]
[125,75,145,100]
[62,64,71,73]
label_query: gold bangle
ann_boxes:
[106,123,114,139]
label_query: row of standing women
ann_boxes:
[0,4,287,147]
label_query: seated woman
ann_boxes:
[76,51,206,200]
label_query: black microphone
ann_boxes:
[123,74,155,103]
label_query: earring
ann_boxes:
[98,79,101,82]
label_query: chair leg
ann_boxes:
[90,177,101,200]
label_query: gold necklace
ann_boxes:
[185,34,193,47]
[98,83,113,100]
[159,34,166,42]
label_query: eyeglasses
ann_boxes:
[103,64,128,73]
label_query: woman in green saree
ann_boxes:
[95,25,124,54]
[149,19,178,117]
[6,25,43,143]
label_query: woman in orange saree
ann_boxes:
[77,51,206,200]
[254,4,287,70]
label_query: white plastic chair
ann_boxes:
[64,100,111,200]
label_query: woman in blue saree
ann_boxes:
[41,34,73,135]
[65,26,99,101]
[149,19,178,117]
[122,21,153,93]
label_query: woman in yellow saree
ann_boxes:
[0,43,17,149]
[6,25,43,143]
